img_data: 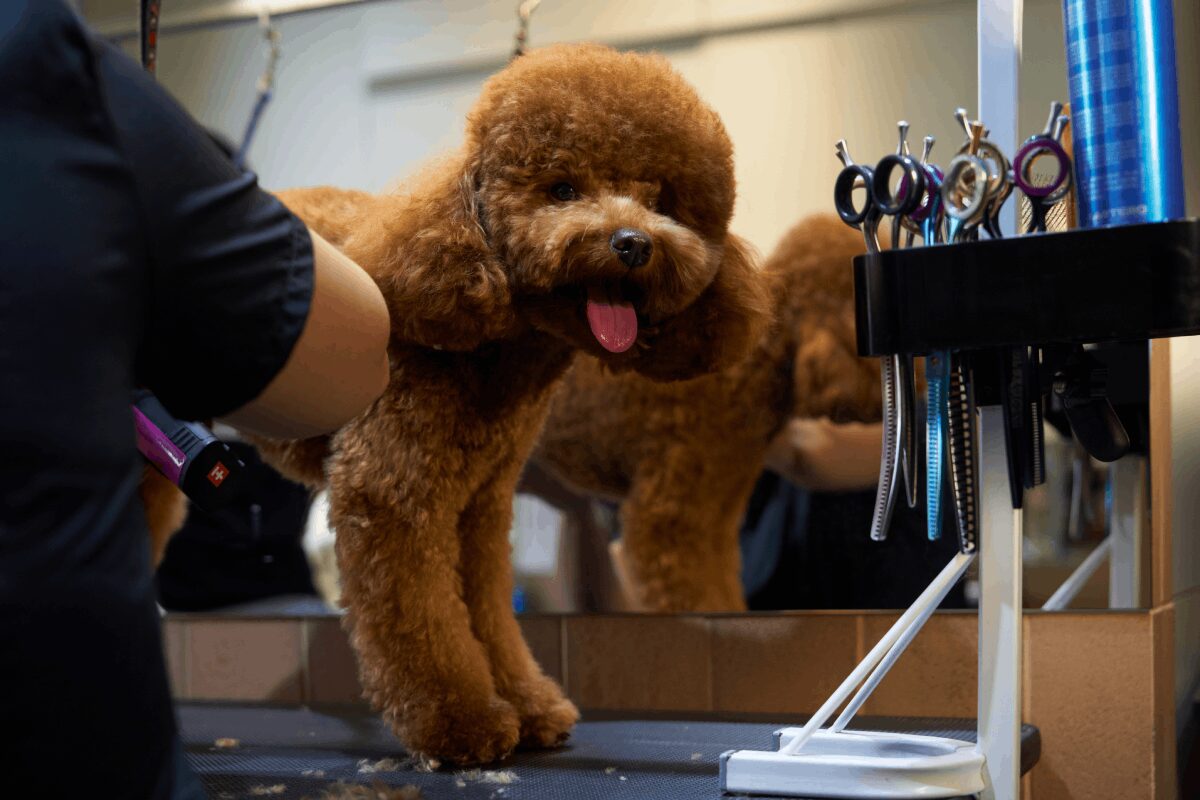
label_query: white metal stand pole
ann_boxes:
[977,406,1023,800]
[1107,455,1144,608]
[977,3,1022,798]
[978,0,1021,235]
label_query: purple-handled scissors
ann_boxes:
[1013,101,1073,233]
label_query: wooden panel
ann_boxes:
[305,617,364,706]
[519,615,565,685]
[1174,589,1200,743]
[563,616,711,712]
[1151,338,1173,606]
[1152,604,1178,800]
[1024,613,1155,799]
[163,618,188,697]
[188,619,304,703]
[858,613,977,718]
[710,615,857,714]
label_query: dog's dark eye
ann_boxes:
[550,182,577,202]
[655,183,676,218]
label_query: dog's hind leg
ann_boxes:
[459,468,580,749]
[620,453,759,612]
[327,412,521,766]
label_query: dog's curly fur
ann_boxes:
[239,44,769,765]
[534,213,880,611]
[140,464,188,566]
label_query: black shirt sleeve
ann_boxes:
[94,33,314,421]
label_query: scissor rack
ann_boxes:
[861,218,1200,799]
[853,218,1200,356]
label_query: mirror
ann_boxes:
[86,0,1158,616]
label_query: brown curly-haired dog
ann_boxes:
[534,213,879,612]
[243,43,768,765]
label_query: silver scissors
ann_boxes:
[937,117,998,552]
[952,108,1013,239]
[942,121,989,242]
[833,139,907,541]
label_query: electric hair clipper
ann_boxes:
[132,389,247,510]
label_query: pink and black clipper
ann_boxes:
[132,389,247,510]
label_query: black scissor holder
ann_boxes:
[853,218,1200,357]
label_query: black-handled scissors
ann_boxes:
[834,140,882,251]
[834,139,905,541]
[870,122,924,512]
[871,122,927,248]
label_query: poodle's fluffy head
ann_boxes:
[396,43,765,380]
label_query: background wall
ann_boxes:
[82,0,1075,256]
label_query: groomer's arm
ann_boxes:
[221,230,391,440]
[764,417,882,492]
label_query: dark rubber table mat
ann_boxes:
[180,704,1039,799]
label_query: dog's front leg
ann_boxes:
[327,410,521,766]
[459,468,579,749]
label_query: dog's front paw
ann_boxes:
[519,695,579,749]
[400,695,521,766]
[506,678,579,749]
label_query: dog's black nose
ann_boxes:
[609,228,652,268]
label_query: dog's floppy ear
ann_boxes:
[623,234,770,382]
[286,153,518,352]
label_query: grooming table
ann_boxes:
[180,704,1039,799]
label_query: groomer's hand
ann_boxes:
[221,230,391,440]
[764,417,882,492]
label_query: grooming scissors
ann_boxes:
[1013,101,1073,233]
[834,140,904,541]
[952,108,1013,240]
[942,121,996,244]
[937,118,998,553]
[899,136,952,541]
[870,122,924,512]
[903,135,945,246]
[996,103,1072,507]
[881,129,955,541]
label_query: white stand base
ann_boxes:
[720,729,984,799]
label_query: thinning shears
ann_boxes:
[834,139,910,542]
[937,117,1008,553]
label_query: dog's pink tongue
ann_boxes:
[585,281,638,353]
